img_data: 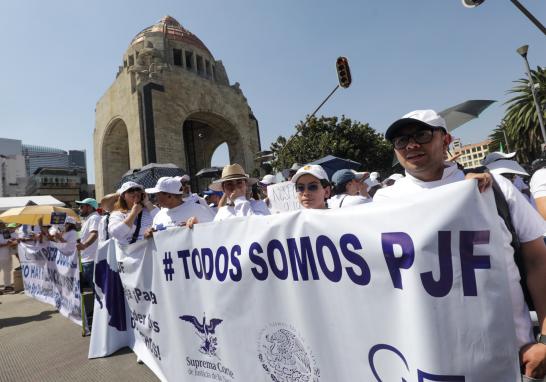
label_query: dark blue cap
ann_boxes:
[331,169,356,186]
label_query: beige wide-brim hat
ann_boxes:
[210,163,258,191]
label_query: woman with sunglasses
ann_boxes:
[291,165,331,209]
[108,181,159,244]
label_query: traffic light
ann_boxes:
[336,57,352,88]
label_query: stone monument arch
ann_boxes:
[94,16,261,197]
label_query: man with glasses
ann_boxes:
[291,165,331,209]
[213,164,270,221]
[375,109,546,380]
[75,198,101,290]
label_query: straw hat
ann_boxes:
[209,164,257,191]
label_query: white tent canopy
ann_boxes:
[0,195,65,212]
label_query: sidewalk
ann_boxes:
[0,292,159,382]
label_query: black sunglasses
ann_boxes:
[391,128,441,149]
[295,183,321,193]
[125,188,142,194]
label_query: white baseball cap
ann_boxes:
[291,164,329,183]
[117,181,144,195]
[260,174,277,185]
[486,159,529,177]
[481,151,517,166]
[386,109,447,140]
[145,177,183,194]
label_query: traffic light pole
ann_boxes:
[280,84,340,153]
[302,85,340,129]
[510,0,546,36]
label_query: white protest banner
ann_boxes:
[19,242,82,325]
[267,181,300,213]
[103,181,520,381]
[88,239,135,358]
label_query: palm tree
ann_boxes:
[488,123,510,153]
[500,66,546,163]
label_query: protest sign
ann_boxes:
[91,181,520,381]
[19,242,82,325]
[267,181,300,213]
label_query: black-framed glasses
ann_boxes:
[391,128,439,149]
[295,183,321,193]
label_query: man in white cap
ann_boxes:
[75,198,101,290]
[291,164,331,209]
[213,164,270,221]
[144,177,214,233]
[328,169,371,208]
[375,109,546,379]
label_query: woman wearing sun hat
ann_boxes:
[109,181,159,244]
[212,164,270,221]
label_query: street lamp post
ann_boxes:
[516,45,546,148]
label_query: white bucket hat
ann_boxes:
[486,159,529,177]
[481,151,517,166]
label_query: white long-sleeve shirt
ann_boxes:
[213,197,270,222]
[108,207,159,244]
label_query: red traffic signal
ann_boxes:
[336,57,352,88]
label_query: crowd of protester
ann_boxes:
[1,108,546,378]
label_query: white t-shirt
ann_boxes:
[108,207,159,245]
[214,197,271,222]
[328,194,372,209]
[152,202,215,230]
[530,168,546,199]
[79,212,101,263]
[375,162,546,348]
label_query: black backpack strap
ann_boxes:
[339,195,348,207]
[129,211,143,244]
[105,213,110,240]
[490,177,534,310]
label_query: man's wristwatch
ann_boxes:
[538,333,546,345]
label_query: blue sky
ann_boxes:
[1,0,545,182]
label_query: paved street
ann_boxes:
[0,292,159,382]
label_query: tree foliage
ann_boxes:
[270,116,393,175]
[495,66,546,163]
